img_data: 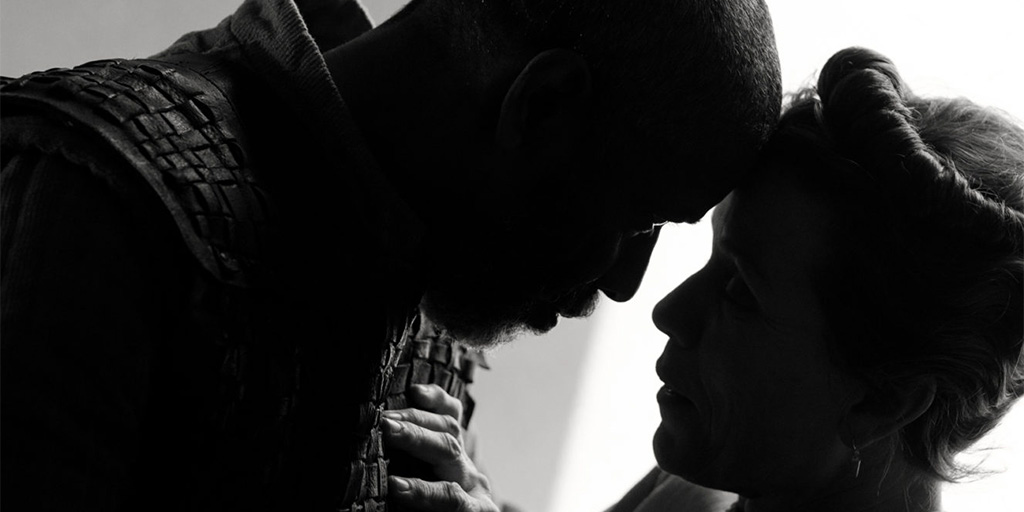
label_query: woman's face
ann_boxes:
[652,165,859,497]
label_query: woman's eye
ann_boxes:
[724,274,758,310]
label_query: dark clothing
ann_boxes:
[605,467,738,512]
[0,1,482,511]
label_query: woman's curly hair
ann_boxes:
[763,47,1024,482]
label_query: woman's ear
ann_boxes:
[495,48,593,152]
[845,378,937,449]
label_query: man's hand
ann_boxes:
[383,384,500,512]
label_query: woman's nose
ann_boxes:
[652,266,713,349]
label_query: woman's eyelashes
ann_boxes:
[723,273,758,310]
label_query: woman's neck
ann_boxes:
[742,457,941,512]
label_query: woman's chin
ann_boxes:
[653,425,745,495]
[653,423,704,478]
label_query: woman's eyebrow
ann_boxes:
[717,234,768,287]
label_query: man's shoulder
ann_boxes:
[2,58,278,288]
[1,57,240,141]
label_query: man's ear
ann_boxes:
[495,48,593,151]
[845,378,937,449]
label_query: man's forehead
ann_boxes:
[634,182,731,225]
[637,163,746,224]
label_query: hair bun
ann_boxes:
[814,47,1024,250]
[818,47,907,106]
[816,48,934,181]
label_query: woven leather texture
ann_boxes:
[387,314,487,427]
[1,58,275,287]
[2,58,486,512]
[340,312,486,511]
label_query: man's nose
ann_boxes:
[595,227,661,302]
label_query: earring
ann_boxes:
[851,437,862,478]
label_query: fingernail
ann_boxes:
[383,417,403,432]
[410,383,430,393]
[389,476,410,493]
[381,410,401,420]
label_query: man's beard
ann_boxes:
[419,279,601,348]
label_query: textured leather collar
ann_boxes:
[154,0,425,282]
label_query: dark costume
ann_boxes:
[0,1,484,510]
[605,468,739,512]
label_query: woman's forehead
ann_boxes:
[711,171,833,267]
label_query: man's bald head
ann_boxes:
[423,0,782,217]
[347,0,782,345]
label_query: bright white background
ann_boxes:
[2,1,1022,511]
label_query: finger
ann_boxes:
[463,428,478,461]
[382,417,466,469]
[383,408,461,438]
[410,383,463,421]
[389,476,496,512]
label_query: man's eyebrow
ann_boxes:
[647,215,672,231]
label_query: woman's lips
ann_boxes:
[657,384,698,421]
[657,385,691,405]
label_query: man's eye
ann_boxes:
[639,222,665,236]
[724,275,758,310]
[627,214,668,236]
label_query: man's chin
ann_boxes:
[456,322,535,349]
[422,309,554,350]
[419,294,598,349]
